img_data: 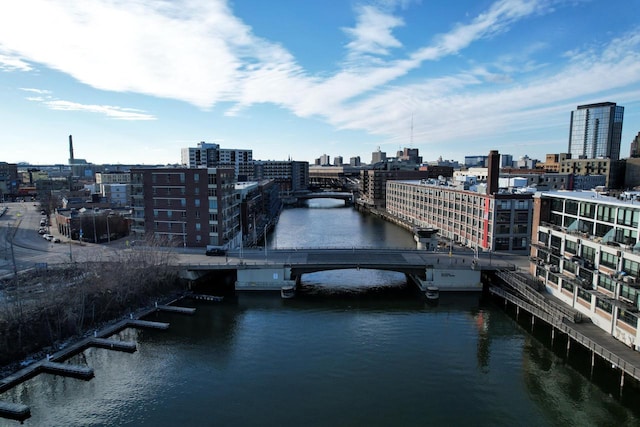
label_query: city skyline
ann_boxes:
[1,0,640,165]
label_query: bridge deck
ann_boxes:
[178,248,524,275]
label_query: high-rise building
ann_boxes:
[253,160,309,196]
[630,132,640,158]
[568,102,624,160]
[464,155,487,168]
[371,147,386,164]
[130,167,239,248]
[181,141,253,179]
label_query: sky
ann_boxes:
[1,0,640,166]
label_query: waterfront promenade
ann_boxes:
[491,270,640,390]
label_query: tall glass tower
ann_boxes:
[568,102,624,160]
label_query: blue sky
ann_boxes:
[1,0,639,166]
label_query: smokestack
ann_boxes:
[69,134,74,164]
[487,150,499,195]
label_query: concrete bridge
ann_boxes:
[293,192,354,205]
[177,248,521,293]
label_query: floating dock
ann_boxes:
[189,294,224,302]
[127,319,170,330]
[156,305,196,315]
[41,361,94,380]
[89,337,137,353]
[0,400,30,422]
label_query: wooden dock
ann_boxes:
[0,300,183,421]
[189,293,224,302]
[89,337,137,353]
[0,400,30,422]
[127,319,170,330]
[156,304,196,315]
[41,361,94,380]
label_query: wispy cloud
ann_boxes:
[344,5,404,57]
[1,0,639,154]
[44,100,156,121]
[0,51,32,72]
[19,87,155,120]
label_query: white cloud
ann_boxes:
[20,87,51,95]
[43,100,156,121]
[0,52,32,72]
[327,28,640,151]
[343,5,404,57]
[1,0,639,158]
[18,87,156,120]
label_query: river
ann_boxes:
[1,199,639,426]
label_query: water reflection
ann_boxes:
[2,198,639,426]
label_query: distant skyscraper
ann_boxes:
[181,141,253,178]
[630,131,640,158]
[568,102,624,160]
[371,147,386,164]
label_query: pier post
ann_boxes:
[516,306,519,320]
[531,315,535,332]
[620,372,625,396]
[551,328,555,347]
[590,351,595,379]
[566,338,571,358]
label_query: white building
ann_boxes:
[531,191,640,349]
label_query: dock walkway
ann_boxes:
[491,272,640,387]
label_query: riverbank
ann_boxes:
[0,250,183,373]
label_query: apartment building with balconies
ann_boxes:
[130,167,239,248]
[530,191,640,349]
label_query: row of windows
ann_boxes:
[550,199,640,227]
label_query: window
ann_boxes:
[565,240,578,254]
[195,199,201,208]
[565,200,578,215]
[618,209,639,227]
[579,203,595,218]
[581,246,596,263]
[577,287,591,302]
[563,259,576,274]
[598,275,616,293]
[620,285,640,306]
[600,251,618,269]
[595,297,613,313]
[619,308,639,326]
[561,278,574,292]
[623,259,640,277]
[597,205,615,222]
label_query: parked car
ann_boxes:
[43,234,53,241]
[38,228,46,234]
[205,248,226,256]
[52,237,61,243]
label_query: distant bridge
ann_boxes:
[294,192,354,205]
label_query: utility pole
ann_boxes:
[7,222,18,279]
[92,209,97,243]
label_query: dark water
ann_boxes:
[1,199,639,426]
